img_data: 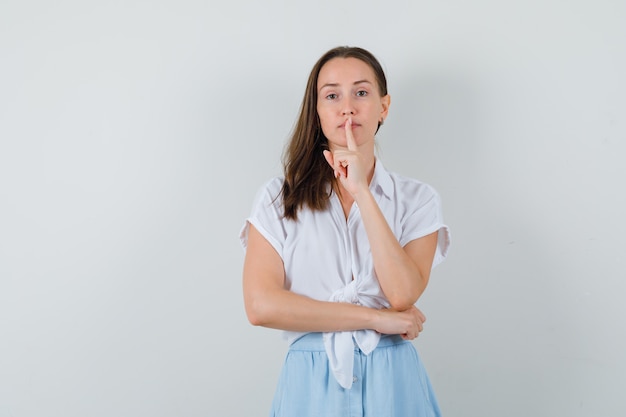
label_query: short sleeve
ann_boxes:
[399,184,451,269]
[239,178,287,259]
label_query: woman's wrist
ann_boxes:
[368,307,384,333]
[352,183,373,204]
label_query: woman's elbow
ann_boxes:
[386,285,426,311]
[387,297,418,312]
[246,311,265,327]
[244,296,274,327]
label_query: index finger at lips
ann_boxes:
[345,117,357,151]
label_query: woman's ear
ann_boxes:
[380,94,391,120]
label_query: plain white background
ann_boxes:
[1,1,624,416]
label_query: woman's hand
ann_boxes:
[374,306,426,341]
[322,118,369,198]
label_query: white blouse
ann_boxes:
[240,159,450,389]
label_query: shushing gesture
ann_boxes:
[322,117,370,198]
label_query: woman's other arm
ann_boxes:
[357,192,438,310]
[324,119,438,311]
[243,224,425,340]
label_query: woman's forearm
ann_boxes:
[244,285,424,337]
[245,286,376,332]
[354,188,431,310]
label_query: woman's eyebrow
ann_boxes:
[319,79,373,90]
[319,82,339,90]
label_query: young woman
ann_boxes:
[240,46,450,417]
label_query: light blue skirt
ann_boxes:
[269,333,442,417]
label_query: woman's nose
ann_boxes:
[341,99,355,115]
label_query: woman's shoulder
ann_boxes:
[259,176,284,193]
[250,176,285,209]
[384,169,440,201]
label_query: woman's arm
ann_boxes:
[324,118,438,311]
[243,224,425,339]
[356,191,438,310]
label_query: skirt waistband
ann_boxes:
[289,332,408,352]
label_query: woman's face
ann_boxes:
[316,57,390,151]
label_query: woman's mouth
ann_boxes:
[339,121,360,128]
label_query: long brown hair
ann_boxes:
[280,46,388,220]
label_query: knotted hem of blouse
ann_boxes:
[323,329,380,389]
[322,280,383,389]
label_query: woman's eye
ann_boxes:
[326,93,338,100]
[356,90,368,97]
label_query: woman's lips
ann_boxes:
[339,122,360,128]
